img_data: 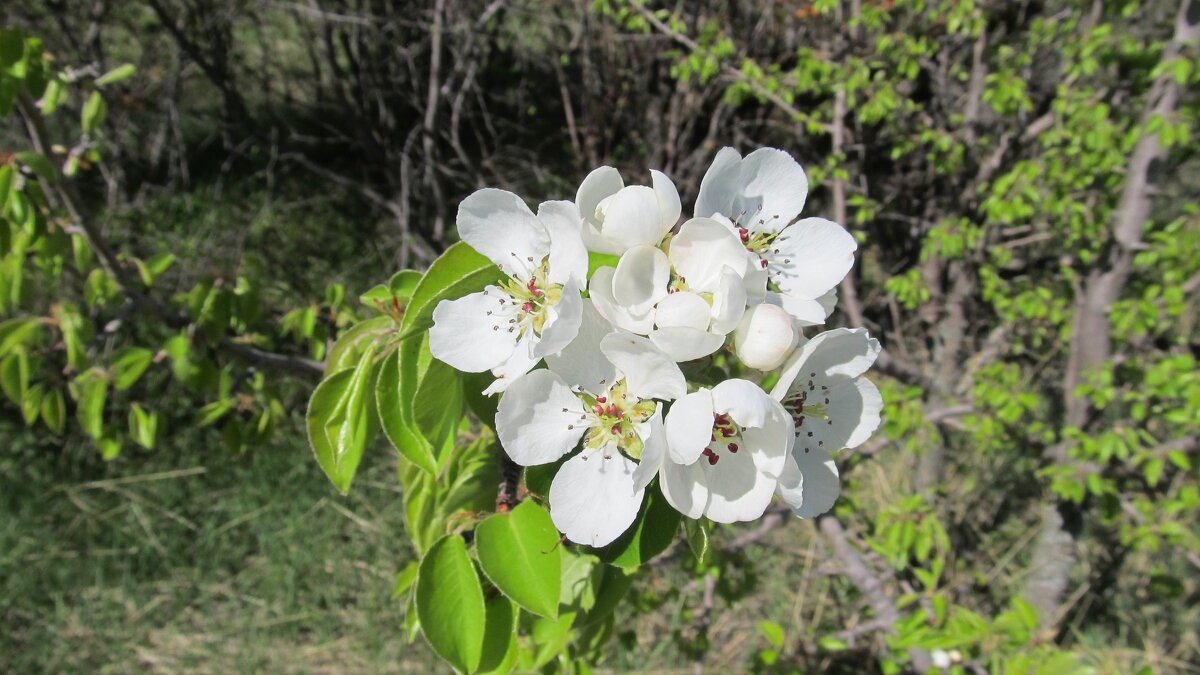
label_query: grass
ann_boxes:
[0,417,443,674]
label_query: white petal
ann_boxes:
[496,370,585,465]
[538,200,588,286]
[770,218,857,300]
[771,328,881,400]
[600,186,664,252]
[701,450,777,523]
[612,245,670,316]
[457,189,549,277]
[767,291,830,326]
[576,166,623,227]
[709,267,748,335]
[793,377,883,452]
[651,169,682,238]
[429,289,517,372]
[742,262,769,302]
[664,389,714,465]
[729,148,809,234]
[669,218,747,292]
[550,452,643,547]
[600,332,686,401]
[710,379,773,429]
[589,267,654,334]
[532,280,583,358]
[545,300,619,393]
[694,146,744,220]
[654,291,711,331]
[484,329,540,395]
[631,406,666,491]
[733,303,797,371]
[776,448,840,519]
[648,326,725,362]
[738,400,793,479]
[659,459,709,520]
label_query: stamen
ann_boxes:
[728,443,739,453]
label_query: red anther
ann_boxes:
[738,227,749,242]
[721,427,734,437]
[521,302,534,313]
[710,434,717,442]
[610,424,622,435]
[707,453,719,465]
[760,259,769,268]
[727,443,739,453]
[605,404,617,416]
[615,409,624,419]
[596,396,607,403]
[592,404,604,415]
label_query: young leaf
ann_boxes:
[478,594,519,675]
[376,345,438,474]
[416,534,486,674]
[112,347,153,390]
[95,63,136,86]
[82,91,107,133]
[476,500,563,619]
[129,404,158,449]
[0,348,29,404]
[684,517,713,566]
[20,382,43,425]
[399,242,504,339]
[41,388,65,434]
[307,347,380,494]
[76,372,108,439]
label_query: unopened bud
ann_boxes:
[733,303,797,371]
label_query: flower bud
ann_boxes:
[733,303,797,371]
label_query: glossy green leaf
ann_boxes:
[593,484,681,569]
[413,346,464,452]
[307,346,380,494]
[376,346,437,475]
[417,534,486,674]
[478,594,518,675]
[40,388,65,434]
[112,347,154,390]
[586,251,620,279]
[325,315,393,376]
[95,63,136,86]
[476,500,562,619]
[399,242,504,339]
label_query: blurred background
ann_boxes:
[1,0,1197,672]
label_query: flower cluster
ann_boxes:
[431,148,883,547]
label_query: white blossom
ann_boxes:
[695,147,858,325]
[430,189,588,394]
[495,329,684,546]
[575,166,681,255]
[769,328,883,518]
[650,379,794,523]
[732,303,798,371]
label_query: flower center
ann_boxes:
[495,257,563,335]
[701,412,744,466]
[782,371,835,450]
[564,379,657,460]
[738,227,788,270]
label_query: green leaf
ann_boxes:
[195,398,236,427]
[463,371,499,429]
[478,594,518,675]
[376,346,438,474]
[578,564,634,628]
[413,346,464,452]
[111,346,153,390]
[593,484,681,568]
[76,372,108,439]
[21,383,43,425]
[325,315,394,376]
[360,269,422,314]
[95,63,136,86]
[476,500,563,619]
[0,29,24,70]
[392,561,420,599]
[82,91,107,134]
[399,242,505,339]
[39,78,65,115]
[128,404,158,449]
[417,534,486,674]
[0,316,42,355]
[307,347,380,494]
[759,621,785,648]
[0,349,29,405]
[13,152,57,184]
[41,388,65,434]
[684,517,713,566]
